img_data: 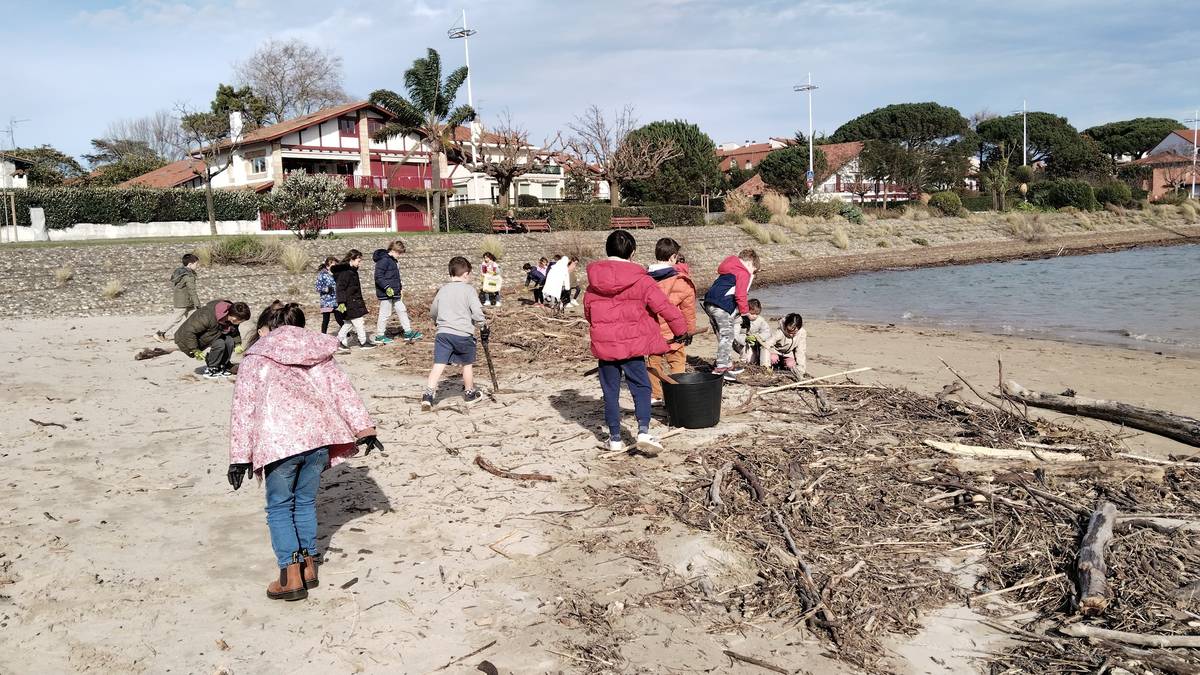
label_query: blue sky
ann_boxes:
[2,0,1197,160]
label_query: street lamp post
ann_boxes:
[1187,110,1199,199]
[1022,100,1028,166]
[792,73,818,197]
[448,10,478,203]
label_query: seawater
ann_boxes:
[755,244,1200,354]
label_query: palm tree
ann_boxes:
[370,48,475,231]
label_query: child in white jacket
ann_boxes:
[734,299,774,366]
[765,313,807,378]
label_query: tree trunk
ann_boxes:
[430,153,444,232]
[1077,502,1117,616]
[1003,380,1200,447]
[497,176,512,208]
[609,177,621,207]
[204,173,217,236]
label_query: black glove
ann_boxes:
[671,333,692,346]
[356,435,383,456]
[741,315,751,331]
[479,325,491,342]
[227,463,252,490]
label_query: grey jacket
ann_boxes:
[430,279,485,337]
[171,266,200,309]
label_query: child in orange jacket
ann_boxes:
[646,238,696,404]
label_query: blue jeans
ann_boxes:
[263,447,329,568]
[597,357,651,440]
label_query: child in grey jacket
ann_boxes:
[155,253,201,341]
[422,256,488,410]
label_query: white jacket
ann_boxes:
[543,256,572,299]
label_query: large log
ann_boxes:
[1002,380,1200,448]
[1077,501,1118,616]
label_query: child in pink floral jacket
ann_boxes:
[227,302,383,601]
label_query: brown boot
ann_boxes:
[267,559,307,601]
[301,550,319,588]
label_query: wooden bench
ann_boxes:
[610,216,654,230]
[491,219,551,234]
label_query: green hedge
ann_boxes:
[928,191,962,216]
[14,187,262,229]
[1046,180,1097,211]
[444,203,704,232]
[1095,181,1133,206]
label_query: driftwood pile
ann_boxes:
[595,384,1200,673]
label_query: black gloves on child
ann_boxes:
[227,463,252,490]
[356,435,384,456]
[671,333,692,346]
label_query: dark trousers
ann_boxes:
[597,357,651,440]
[480,291,499,304]
[320,311,344,334]
[206,334,237,370]
[532,287,544,304]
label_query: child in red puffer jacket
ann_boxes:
[584,230,689,457]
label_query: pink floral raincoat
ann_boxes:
[229,325,375,473]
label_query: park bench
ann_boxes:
[491,219,552,234]
[610,216,654,230]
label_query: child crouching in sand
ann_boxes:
[585,230,688,457]
[227,301,383,601]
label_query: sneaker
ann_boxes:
[373,335,394,344]
[650,398,664,407]
[635,433,663,457]
[608,440,625,453]
[494,300,502,307]
[568,300,579,308]
[483,300,492,307]
[463,389,483,405]
[713,366,737,383]
[202,367,223,379]
[403,330,424,342]
[154,331,167,342]
[359,341,377,350]
[727,365,746,376]
[337,340,351,353]
[421,392,434,412]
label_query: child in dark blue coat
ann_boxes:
[372,240,423,344]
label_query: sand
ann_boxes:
[1,312,1197,674]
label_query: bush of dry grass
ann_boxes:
[208,235,282,266]
[279,243,310,274]
[739,222,771,244]
[1179,201,1198,224]
[101,279,126,299]
[724,191,752,218]
[54,266,74,286]
[563,231,599,263]
[480,236,504,261]
[1003,213,1048,242]
[193,245,212,267]
[1103,202,1126,217]
[830,226,850,250]
[762,191,790,218]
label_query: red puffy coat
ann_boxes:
[584,259,688,361]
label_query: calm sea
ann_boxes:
[755,244,1200,354]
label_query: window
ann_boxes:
[367,118,384,136]
[338,117,357,137]
[745,160,752,170]
[245,154,267,176]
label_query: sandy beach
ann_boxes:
[2,306,1197,674]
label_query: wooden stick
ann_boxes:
[722,650,790,675]
[731,460,765,501]
[1077,501,1117,616]
[474,454,555,482]
[1059,623,1200,648]
[434,640,498,671]
[709,461,733,509]
[1003,380,1200,448]
[938,358,1009,413]
[923,438,1086,463]
[973,573,1065,601]
[1016,441,1083,451]
[29,418,66,429]
[754,367,872,396]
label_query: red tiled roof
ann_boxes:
[452,126,514,145]
[717,143,774,171]
[732,174,766,196]
[1170,129,1199,145]
[118,158,206,188]
[1132,151,1192,166]
[230,101,393,149]
[819,141,864,175]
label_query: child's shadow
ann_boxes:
[316,463,392,550]
[548,389,606,437]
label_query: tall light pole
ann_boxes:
[1022,100,1028,166]
[792,73,818,196]
[1187,110,1199,199]
[448,10,478,203]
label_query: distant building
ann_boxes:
[1130,129,1199,200]
[446,125,567,205]
[728,140,909,204]
[1,154,32,189]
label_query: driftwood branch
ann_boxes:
[1059,622,1200,648]
[737,367,871,411]
[923,439,1087,463]
[722,650,790,674]
[731,461,765,501]
[709,462,733,509]
[1002,380,1200,448]
[29,418,67,429]
[474,455,555,482]
[1077,501,1117,616]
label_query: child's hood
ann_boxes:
[171,266,195,284]
[717,255,750,277]
[647,262,677,281]
[372,249,390,264]
[586,259,647,296]
[245,325,339,366]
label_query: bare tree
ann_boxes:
[235,38,350,124]
[455,112,552,208]
[563,105,678,206]
[104,110,186,160]
[172,104,243,236]
[1160,160,1196,194]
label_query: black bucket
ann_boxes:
[662,372,724,429]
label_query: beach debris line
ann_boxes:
[1002,379,1200,447]
[474,454,555,482]
[734,366,872,411]
[135,346,175,360]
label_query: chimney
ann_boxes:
[229,111,244,140]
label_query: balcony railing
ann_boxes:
[261,210,392,231]
[342,174,453,191]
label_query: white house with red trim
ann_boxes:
[444,125,570,205]
[727,140,911,205]
[123,101,453,232]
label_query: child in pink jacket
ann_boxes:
[584,230,688,457]
[227,302,383,601]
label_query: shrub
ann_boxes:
[1026,182,1055,208]
[15,187,261,229]
[193,245,212,267]
[928,191,963,217]
[1046,179,1097,211]
[724,190,751,217]
[837,202,865,224]
[1094,181,1132,206]
[1153,190,1189,206]
[516,194,541,207]
[1004,213,1048,242]
[260,171,347,239]
[1180,201,1198,224]
[793,200,840,219]
[446,204,496,233]
[739,222,771,244]
[279,243,310,274]
[830,226,850,249]
[960,194,994,212]
[209,235,282,266]
[54,266,74,286]
[745,202,772,224]
[911,237,929,246]
[101,279,126,299]
[761,191,790,218]
[480,236,504,261]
